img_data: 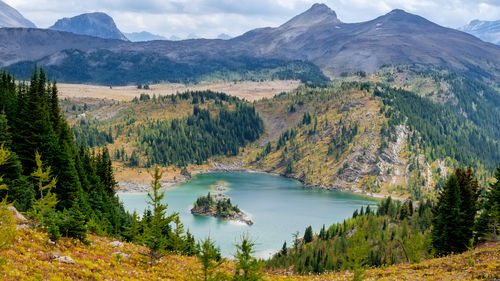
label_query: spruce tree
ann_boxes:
[198,236,225,281]
[431,174,465,255]
[475,164,500,242]
[0,113,33,211]
[145,165,169,265]
[233,233,262,281]
[0,144,16,249]
[304,226,313,244]
[456,167,480,244]
[65,199,88,242]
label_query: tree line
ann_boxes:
[267,164,500,274]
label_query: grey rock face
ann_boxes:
[49,12,128,41]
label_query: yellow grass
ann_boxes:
[1,227,498,280]
[58,80,301,102]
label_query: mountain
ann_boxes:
[0,0,36,28]
[459,19,500,45]
[49,12,128,41]
[234,4,500,75]
[217,33,232,40]
[2,3,500,84]
[124,31,166,42]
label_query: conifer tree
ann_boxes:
[30,152,58,228]
[0,144,16,249]
[0,113,33,211]
[431,174,465,255]
[145,165,169,265]
[456,167,480,244]
[198,236,225,281]
[475,164,500,242]
[65,199,88,242]
[304,226,313,244]
[233,233,262,281]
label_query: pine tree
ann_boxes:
[455,167,480,244]
[475,163,500,242]
[0,113,33,211]
[198,236,225,281]
[0,144,16,249]
[304,226,313,244]
[281,241,287,256]
[431,174,466,255]
[145,165,169,265]
[233,233,262,281]
[65,199,88,242]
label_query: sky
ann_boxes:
[4,0,500,39]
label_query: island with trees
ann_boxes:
[191,192,253,225]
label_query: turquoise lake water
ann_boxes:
[118,172,376,258]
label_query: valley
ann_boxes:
[1,2,500,280]
[57,80,301,102]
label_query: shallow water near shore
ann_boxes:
[118,172,376,258]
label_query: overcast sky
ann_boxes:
[4,0,500,38]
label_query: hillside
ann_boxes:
[2,4,500,84]
[0,0,35,28]
[67,78,500,199]
[1,227,498,280]
[49,12,128,41]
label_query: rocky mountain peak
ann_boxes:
[280,3,341,29]
[49,12,128,41]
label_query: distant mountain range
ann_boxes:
[49,12,128,41]
[124,31,166,42]
[1,3,500,85]
[459,19,500,45]
[0,0,35,28]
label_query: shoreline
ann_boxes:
[116,165,406,202]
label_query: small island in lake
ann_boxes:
[191,192,253,225]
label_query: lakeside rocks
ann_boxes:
[117,177,187,193]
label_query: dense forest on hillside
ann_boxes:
[0,70,196,256]
[7,51,330,86]
[0,70,129,237]
[73,91,265,168]
[375,84,500,171]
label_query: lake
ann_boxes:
[118,172,376,258]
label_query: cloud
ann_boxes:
[4,0,500,38]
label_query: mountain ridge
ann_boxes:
[0,0,36,28]
[1,3,500,84]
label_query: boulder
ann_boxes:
[7,206,27,224]
[109,241,124,248]
[112,252,131,258]
[49,252,61,259]
[55,255,75,264]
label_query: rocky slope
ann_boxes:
[0,0,35,28]
[49,12,128,41]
